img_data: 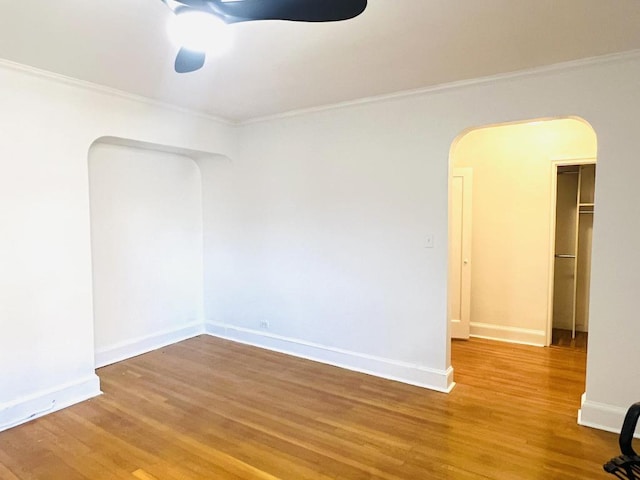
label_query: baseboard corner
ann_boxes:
[95,321,205,368]
[578,395,631,436]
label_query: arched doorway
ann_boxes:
[447,117,598,406]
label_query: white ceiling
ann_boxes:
[3,1,640,122]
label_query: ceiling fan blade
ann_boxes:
[215,0,367,23]
[174,47,206,73]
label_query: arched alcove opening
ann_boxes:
[88,136,229,367]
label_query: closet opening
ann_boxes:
[550,161,596,350]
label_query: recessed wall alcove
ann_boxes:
[88,136,230,368]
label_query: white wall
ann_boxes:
[0,61,235,430]
[205,53,640,432]
[452,119,596,345]
[204,109,452,390]
[2,52,640,436]
[89,143,204,367]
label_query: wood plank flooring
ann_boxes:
[0,336,619,479]
[552,329,588,351]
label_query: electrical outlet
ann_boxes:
[260,320,270,329]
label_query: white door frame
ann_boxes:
[546,157,596,346]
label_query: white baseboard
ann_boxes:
[0,374,101,432]
[470,322,546,346]
[204,322,455,393]
[578,394,640,438]
[95,322,205,368]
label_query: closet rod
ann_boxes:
[555,254,576,258]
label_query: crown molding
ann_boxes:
[3,48,640,128]
[240,48,640,126]
[0,58,234,126]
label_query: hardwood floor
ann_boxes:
[551,328,588,351]
[0,336,619,479]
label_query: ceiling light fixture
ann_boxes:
[160,0,367,73]
[167,10,233,57]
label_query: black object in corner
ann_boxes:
[604,402,640,479]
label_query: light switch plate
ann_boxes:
[425,235,434,248]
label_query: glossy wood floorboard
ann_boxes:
[551,329,588,351]
[0,336,618,479]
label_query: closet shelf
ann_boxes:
[579,203,594,215]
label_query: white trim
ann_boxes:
[579,394,640,438]
[92,136,232,163]
[470,322,546,346]
[549,156,597,166]
[243,49,640,125]
[0,58,232,126]
[95,322,205,368]
[0,375,101,432]
[205,322,455,393]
